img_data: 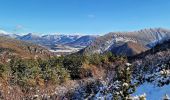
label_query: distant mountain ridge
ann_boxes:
[0,30,98,54]
[1,28,170,56]
[15,33,97,49]
[0,30,97,46]
[80,28,170,56]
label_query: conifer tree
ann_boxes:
[113,63,136,100]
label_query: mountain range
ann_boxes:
[16,33,98,47]
[0,31,98,54]
[80,28,170,56]
[1,28,170,56]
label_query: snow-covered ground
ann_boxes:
[133,83,170,100]
[49,46,82,53]
[91,83,170,100]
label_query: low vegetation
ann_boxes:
[0,51,128,98]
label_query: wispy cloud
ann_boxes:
[88,14,95,18]
[16,25,23,29]
[14,24,24,31]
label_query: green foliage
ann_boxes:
[87,52,120,65]
[89,53,101,65]
[3,56,70,90]
[100,54,108,63]
[9,57,40,88]
[0,64,9,77]
[105,51,115,62]
[113,64,136,100]
[0,51,124,91]
[38,57,70,84]
[63,55,83,79]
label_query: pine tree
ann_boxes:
[113,63,136,100]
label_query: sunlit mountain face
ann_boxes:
[80,28,170,56]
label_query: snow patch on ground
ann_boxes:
[133,83,170,100]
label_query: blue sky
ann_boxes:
[0,0,170,35]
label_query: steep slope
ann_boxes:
[111,42,148,56]
[0,36,53,63]
[130,39,170,61]
[130,39,170,83]
[81,28,170,56]
[128,39,170,99]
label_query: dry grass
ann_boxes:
[0,37,53,63]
